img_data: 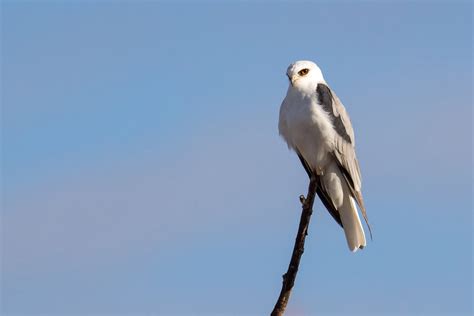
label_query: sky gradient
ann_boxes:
[1,1,473,315]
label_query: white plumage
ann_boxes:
[278,60,370,252]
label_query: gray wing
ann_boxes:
[316,83,372,238]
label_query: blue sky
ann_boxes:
[1,1,472,315]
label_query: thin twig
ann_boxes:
[271,176,318,316]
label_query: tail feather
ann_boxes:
[339,195,366,252]
[320,160,368,252]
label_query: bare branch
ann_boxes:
[271,176,318,316]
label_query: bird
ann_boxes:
[278,60,371,252]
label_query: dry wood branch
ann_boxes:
[271,176,318,316]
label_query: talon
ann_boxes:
[316,166,324,176]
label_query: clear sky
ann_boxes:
[1,1,472,315]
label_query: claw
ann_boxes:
[316,166,324,176]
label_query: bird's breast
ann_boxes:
[283,96,336,171]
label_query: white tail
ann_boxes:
[321,161,367,252]
[339,194,366,252]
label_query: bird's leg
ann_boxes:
[316,166,324,176]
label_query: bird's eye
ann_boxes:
[298,68,309,76]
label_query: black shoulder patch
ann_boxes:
[316,83,352,144]
[316,83,333,108]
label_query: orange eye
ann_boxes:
[298,68,309,76]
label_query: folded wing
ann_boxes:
[316,83,372,239]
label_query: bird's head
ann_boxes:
[286,60,325,92]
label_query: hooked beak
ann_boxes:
[287,74,298,86]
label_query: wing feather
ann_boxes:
[316,83,372,238]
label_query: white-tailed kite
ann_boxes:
[278,60,371,252]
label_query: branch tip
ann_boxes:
[271,178,318,315]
